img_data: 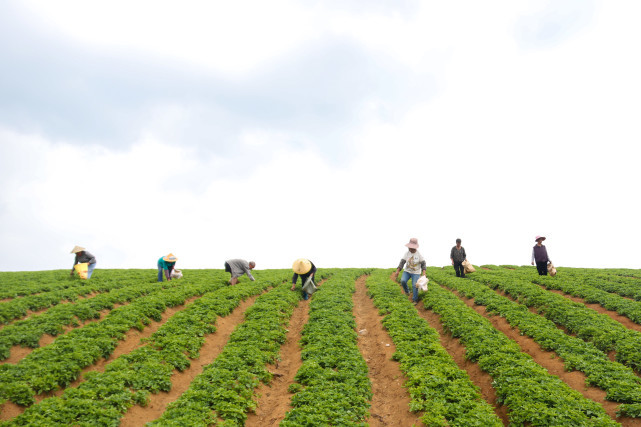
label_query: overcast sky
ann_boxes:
[1,0,640,272]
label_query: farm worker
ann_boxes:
[70,246,97,279]
[392,238,427,304]
[158,253,177,282]
[224,259,256,285]
[531,236,552,276]
[450,238,467,278]
[291,258,317,300]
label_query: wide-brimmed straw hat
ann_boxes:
[70,245,85,254]
[163,253,178,262]
[292,258,312,275]
[535,236,546,242]
[405,238,419,249]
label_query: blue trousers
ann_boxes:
[158,264,174,281]
[87,263,96,279]
[401,271,420,302]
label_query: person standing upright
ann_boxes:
[393,238,427,304]
[531,236,551,275]
[450,238,467,278]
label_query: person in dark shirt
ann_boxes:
[531,236,551,275]
[70,245,97,279]
[291,258,317,300]
[450,238,467,278]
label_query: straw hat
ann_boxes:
[163,253,178,262]
[70,245,85,254]
[535,236,546,242]
[292,258,312,275]
[405,238,419,249]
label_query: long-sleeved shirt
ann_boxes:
[225,259,255,281]
[73,251,96,268]
[293,261,317,285]
[397,251,426,274]
[450,246,466,263]
[157,257,176,270]
[531,245,550,263]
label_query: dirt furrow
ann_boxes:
[245,293,310,426]
[415,301,509,426]
[120,293,261,427]
[352,275,421,427]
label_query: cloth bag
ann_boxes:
[302,276,317,295]
[171,269,183,279]
[462,260,476,274]
[547,263,557,277]
[417,276,429,291]
[74,263,89,279]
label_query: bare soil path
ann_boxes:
[353,275,421,427]
[245,290,311,426]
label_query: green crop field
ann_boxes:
[1,266,641,426]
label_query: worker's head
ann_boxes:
[249,261,256,269]
[456,238,461,246]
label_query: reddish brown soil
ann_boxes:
[352,276,422,426]
[481,267,492,271]
[120,294,261,427]
[443,288,635,425]
[245,295,310,426]
[416,303,509,425]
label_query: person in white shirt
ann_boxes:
[392,238,427,304]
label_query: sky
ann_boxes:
[1,0,640,272]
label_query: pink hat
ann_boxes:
[535,235,546,242]
[405,237,419,249]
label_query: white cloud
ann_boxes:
[2,1,641,272]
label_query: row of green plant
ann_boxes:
[0,277,152,325]
[459,268,641,372]
[148,272,299,426]
[421,280,619,426]
[0,277,190,360]
[366,270,502,426]
[279,270,372,426]
[0,270,154,299]
[1,271,286,426]
[532,273,641,324]
[0,273,231,406]
[485,265,641,301]
[429,269,641,418]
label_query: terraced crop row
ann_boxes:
[2,271,287,426]
[150,272,299,426]
[429,269,641,418]
[421,279,618,425]
[0,274,229,405]
[459,268,641,371]
[366,270,502,426]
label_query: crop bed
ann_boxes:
[0,266,640,426]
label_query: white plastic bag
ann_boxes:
[417,276,429,291]
[171,269,183,279]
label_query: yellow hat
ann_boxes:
[292,258,312,275]
[70,245,85,254]
[163,253,178,262]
